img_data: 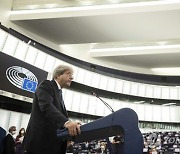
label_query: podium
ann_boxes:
[57,108,143,154]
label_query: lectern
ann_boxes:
[57,108,143,154]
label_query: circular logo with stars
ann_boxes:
[6,66,38,93]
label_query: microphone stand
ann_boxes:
[92,92,114,154]
[92,92,114,113]
[96,95,114,113]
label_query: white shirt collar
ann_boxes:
[54,79,61,90]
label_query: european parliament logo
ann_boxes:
[22,78,37,93]
[6,66,38,93]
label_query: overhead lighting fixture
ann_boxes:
[151,67,180,75]
[157,41,167,45]
[90,40,180,57]
[134,101,145,104]
[92,44,180,52]
[10,0,180,21]
[27,5,40,10]
[27,40,31,44]
[162,103,176,106]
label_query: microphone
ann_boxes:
[91,91,98,97]
[91,91,114,113]
[91,91,115,154]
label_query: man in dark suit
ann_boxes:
[2,126,16,154]
[23,65,81,154]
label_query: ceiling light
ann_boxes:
[27,40,31,44]
[27,5,40,10]
[134,101,145,104]
[162,103,176,106]
[90,40,180,57]
[157,41,167,45]
[92,44,180,52]
[151,67,180,75]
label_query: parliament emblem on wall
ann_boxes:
[6,66,38,93]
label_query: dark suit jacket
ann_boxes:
[2,134,15,154]
[96,148,108,154]
[0,127,6,154]
[23,80,69,154]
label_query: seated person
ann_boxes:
[112,135,123,154]
[66,141,74,153]
[96,142,108,154]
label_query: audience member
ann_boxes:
[15,128,25,154]
[149,146,158,154]
[66,141,74,153]
[96,142,108,154]
[84,141,91,150]
[143,141,149,154]
[2,126,16,154]
[112,135,123,154]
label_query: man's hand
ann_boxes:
[64,121,81,136]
